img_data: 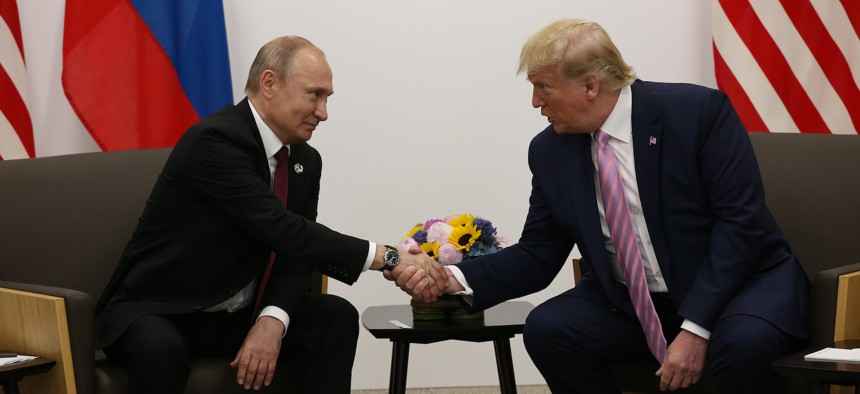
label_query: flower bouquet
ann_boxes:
[397,213,506,320]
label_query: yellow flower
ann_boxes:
[405,224,424,238]
[448,213,475,228]
[420,242,441,259]
[449,224,481,251]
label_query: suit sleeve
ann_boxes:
[182,128,368,285]
[457,135,573,311]
[676,91,774,330]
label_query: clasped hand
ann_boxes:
[383,246,449,302]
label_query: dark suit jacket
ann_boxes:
[96,98,368,348]
[458,80,809,339]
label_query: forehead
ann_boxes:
[527,65,563,83]
[289,48,333,90]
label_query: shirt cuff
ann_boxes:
[681,319,711,340]
[445,265,475,306]
[362,241,376,272]
[258,306,289,338]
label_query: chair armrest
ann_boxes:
[808,262,860,347]
[0,280,95,394]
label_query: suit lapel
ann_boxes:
[630,81,673,287]
[286,143,311,201]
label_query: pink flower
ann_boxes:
[424,219,443,230]
[426,222,453,244]
[397,237,419,254]
[495,235,509,245]
[437,243,463,265]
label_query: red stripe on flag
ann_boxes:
[840,0,860,37]
[0,66,35,157]
[62,0,199,151]
[719,0,831,134]
[781,0,860,133]
[0,0,24,55]
[713,46,768,133]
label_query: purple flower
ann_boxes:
[474,217,498,245]
[412,230,428,245]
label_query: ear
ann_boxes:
[583,74,601,101]
[259,70,278,98]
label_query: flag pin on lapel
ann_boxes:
[649,136,657,146]
[294,163,303,174]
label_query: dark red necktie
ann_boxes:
[253,146,289,316]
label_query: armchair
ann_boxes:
[573,132,860,394]
[0,149,325,394]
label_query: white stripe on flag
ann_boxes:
[0,110,30,160]
[811,0,860,91]
[0,14,29,106]
[750,0,855,135]
[712,2,800,133]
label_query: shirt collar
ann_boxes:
[593,85,633,143]
[248,99,288,160]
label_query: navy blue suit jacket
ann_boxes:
[458,80,809,338]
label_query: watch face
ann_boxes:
[384,247,400,270]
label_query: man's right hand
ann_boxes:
[383,247,448,301]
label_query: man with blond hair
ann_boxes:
[97,36,446,394]
[392,19,808,393]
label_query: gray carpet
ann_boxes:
[352,385,551,394]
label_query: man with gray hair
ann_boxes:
[97,36,447,394]
[391,19,808,393]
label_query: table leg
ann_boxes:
[389,340,410,394]
[3,379,21,394]
[493,337,517,394]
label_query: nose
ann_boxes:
[316,97,328,122]
[531,87,544,108]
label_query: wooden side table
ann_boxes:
[361,301,534,394]
[0,356,56,394]
[773,341,860,393]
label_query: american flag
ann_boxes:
[0,0,34,159]
[713,0,859,134]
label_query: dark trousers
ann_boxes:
[522,288,800,394]
[104,293,358,394]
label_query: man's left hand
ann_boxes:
[229,316,284,390]
[656,330,707,391]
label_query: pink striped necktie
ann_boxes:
[594,129,667,363]
[253,146,290,316]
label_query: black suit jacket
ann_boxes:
[96,98,368,348]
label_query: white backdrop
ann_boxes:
[19,1,715,389]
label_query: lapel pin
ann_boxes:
[293,163,304,174]
[649,136,657,146]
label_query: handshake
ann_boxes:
[374,244,462,302]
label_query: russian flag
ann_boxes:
[62,0,232,151]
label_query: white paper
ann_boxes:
[804,348,860,363]
[0,355,37,367]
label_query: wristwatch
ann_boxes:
[380,245,400,272]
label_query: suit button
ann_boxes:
[229,288,239,295]
[193,306,203,311]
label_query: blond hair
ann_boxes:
[518,19,636,90]
[244,36,323,95]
